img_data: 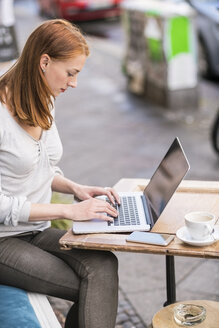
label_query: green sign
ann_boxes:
[167,16,191,61]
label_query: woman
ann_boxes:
[0,19,119,328]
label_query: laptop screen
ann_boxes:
[144,138,190,227]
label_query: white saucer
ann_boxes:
[176,226,219,247]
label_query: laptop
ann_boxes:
[72,137,190,234]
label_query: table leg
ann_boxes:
[164,255,176,306]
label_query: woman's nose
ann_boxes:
[68,76,77,88]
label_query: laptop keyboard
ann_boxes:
[107,196,140,226]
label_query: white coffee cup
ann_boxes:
[185,211,215,240]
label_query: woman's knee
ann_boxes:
[102,251,118,275]
[84,250,118,280]
[87,251,118,298]
[95,251,117,272]
[107,251,118,271]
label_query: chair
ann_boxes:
[0,285,61,328]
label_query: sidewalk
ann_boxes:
[48,288,147,328]
[5,1,219,327]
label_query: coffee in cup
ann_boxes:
[185,211,215,240]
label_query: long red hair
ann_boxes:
[0,19,89,130]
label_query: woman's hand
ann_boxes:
[73,184,120,205]
[29,198,118,223]
[52,176,120,205]
[64,198,118,222]
[51,176,120,221]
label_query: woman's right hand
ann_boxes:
[64,198,118,222]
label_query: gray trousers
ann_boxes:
[0,228,118,328]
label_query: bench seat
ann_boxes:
[0,285,61,328]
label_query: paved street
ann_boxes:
[5,0,219,326]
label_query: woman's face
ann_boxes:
[41,54,87,97]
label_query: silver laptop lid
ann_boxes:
[144,137,190,227]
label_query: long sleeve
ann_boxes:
[0,191,31,226]
[53,166,64,176]
[44,109,63,177]
[0,102,61,236]
[0,109,31,226]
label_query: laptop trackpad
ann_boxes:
[73,219,107,234]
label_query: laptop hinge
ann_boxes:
[141,195,152,226]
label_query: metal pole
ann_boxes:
[164,255,176,306]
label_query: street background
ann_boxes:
[4,0,219,326]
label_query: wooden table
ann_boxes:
[59,179,219,305]
[152,300,219,328]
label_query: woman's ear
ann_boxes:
[40,54,50,73]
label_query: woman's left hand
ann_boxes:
[74,184,120,205]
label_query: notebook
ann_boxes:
[72,137,190,234]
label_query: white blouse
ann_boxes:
[0,102,63,237]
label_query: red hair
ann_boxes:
[0,19,89,130]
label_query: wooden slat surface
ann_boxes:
[151,192,219,234]
[59,179,219,259]
[59,229,219,258]
[115,178,219,194]
[114,179,219,234]
[152,300,219,328]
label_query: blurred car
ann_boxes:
[186,0,219,78]
[38,0,123,21]
[162,0,219,78]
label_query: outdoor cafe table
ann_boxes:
[59,179,219,305]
